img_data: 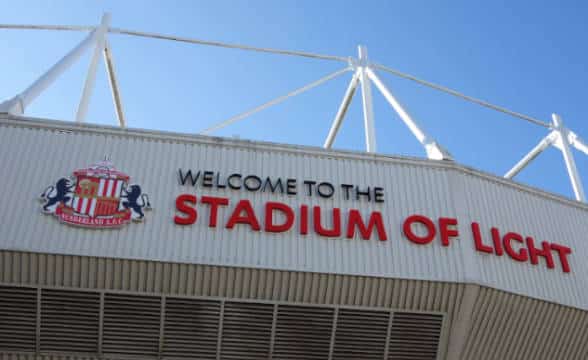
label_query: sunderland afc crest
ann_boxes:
[39,160,151,228]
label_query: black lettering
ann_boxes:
[303,180,316,196]
[262,177,284,193]
[202,171,214,187]
[317,182,335,198]
[356,186,371,201]
[287,179,297,195]
[178,169,200,186]
[374,187,384,203]
[215,173,226,188]
[341,184,353,200]
[244,175,262,191]
[228,173,242,189]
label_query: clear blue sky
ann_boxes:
[1,1,588,200]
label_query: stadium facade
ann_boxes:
[0,113,587,360]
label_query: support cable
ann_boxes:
[109,27,349,63]
[0,24,349,62]
[0,24,561,130]
[0,24,93,31]
[372,63,551,128]
[201,67,351,134]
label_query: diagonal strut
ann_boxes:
[201,67,352,135]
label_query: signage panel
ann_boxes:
[0,117,586,309]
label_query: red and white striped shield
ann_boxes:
[50,161,135,228]
[71,176,126,217]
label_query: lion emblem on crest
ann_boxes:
[39,160,151,228]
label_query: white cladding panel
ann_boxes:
[0,117,587,310]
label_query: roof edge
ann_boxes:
[2,113,587,211]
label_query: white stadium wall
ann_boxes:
[1,115,587,311]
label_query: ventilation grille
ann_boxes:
[0,285,444,359]
[163,298,220,359]
[273,305,335,360]
[333,309,391,359]
[102,294,161,357]
[221,302,274,360]
[0,286,37,352]
[387,312,444,360]
[40,289,100,353]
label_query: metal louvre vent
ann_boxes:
[40,289,100,353]
[273,305,334,360]
[0,285,445,359]
[333,309,391,359]
[220,302,274,360]
[163,298,221,359]
[387,312,443,360]
[0,286,37,352]
[102,294,161,357]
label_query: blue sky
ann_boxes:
[1,1,588,200]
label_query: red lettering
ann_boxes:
[471,222,493,253]
[313,206,341,237]
[346,210,387,241]
[265,202,295,233]
[403,215,436,245]
[201,196,229,227]
[439,217,458,247]
[300,205,308,235]
[503,232,528,262]
[550,243,572,273]
[226,199,261,231]
[525,237,555,269]
[491,227,503,256]
[174,194,197,225]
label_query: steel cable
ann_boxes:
[201,67,352,134]
[0,23,553,128]
[372,63,551,128]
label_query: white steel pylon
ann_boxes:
[324,45,452,160]
[0,13,126,127]
[202,44,452,160]
[2,19,587,201]
[505,113,588,202]
[357,46,377,153]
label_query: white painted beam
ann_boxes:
[504,132,555,179]
[103,39,126,128]
[75,13,111,123]
[366,67,452,160]
[324,70,360,148]
[0,27,102,114]
[358,45,376,153]
[552,114,586,202]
